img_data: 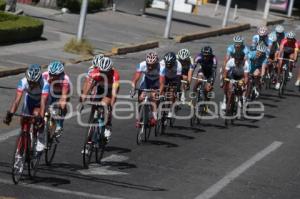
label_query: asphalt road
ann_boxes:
[1,21,300,199]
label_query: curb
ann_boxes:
[111,41,159,55]
[266,19,285,26]
[0,64,48,78]
[175,23,251,43]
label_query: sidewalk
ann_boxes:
[0,3,285,77]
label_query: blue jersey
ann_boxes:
[252,35,272,48]
[17,77,50,101]
[226,44,249,58]
[247,51,268,74]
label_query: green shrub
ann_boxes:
[57,0,103,13]
[0,0,6,11]
[64,38,94,55]
[146,0,153,8]
[0,12,44,44]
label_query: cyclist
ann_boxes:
[3,64,49,152]
[131,51,165,126]
[222,51,249,111]
[251,26,270,51]
[42,61,71,137]
[89,54,104,71]
[177,48,194,102]
[267,33,280,87]
[278,31,298,83]
[193,46,217,109]
[272,25,286,45]
[160,52,182,118]
[221,35,249,105]
[79,57,120,141]
[246,44,268,99]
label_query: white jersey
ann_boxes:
[136,61,165,81]
[17,77,50,101]
[160,60,182,79]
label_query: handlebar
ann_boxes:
[192,77,208,82]
[278,58,295,62]
[12,113,37,118]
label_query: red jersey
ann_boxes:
[87,68,120,88]
[280,38,299,51]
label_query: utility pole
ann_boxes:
[164,0,175,39]
[77,0,88,42]
[288,0,295,17]
[263,0,270,20]
[222,0,232,28]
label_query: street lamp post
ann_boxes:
[222,0,232,28]
[164,0,175,39]
[77,0,89,42]
[288,0,295,17]
[263,0,271,20]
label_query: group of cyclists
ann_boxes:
[3,24,299,153]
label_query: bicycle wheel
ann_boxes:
[12,133,26,184]
[83,126,95,169]
[28,132,41,178]
[155,119,160,136]
[45,120,57,166]
[136,125,145,145]
[96,127,106,164]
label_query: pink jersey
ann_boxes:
[42,72,70,95]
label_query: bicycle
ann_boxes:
[224,78,244,127]
[278,58,295,98]
[44,105,60,166]
[133,88,159,145]
[190,77,208,127]
[82,103,109,169]
[247,74,260,102]
[11,113,42,184]
[264,60,277,90]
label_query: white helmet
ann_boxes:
[257,26,268,36]
[92,54,104,67]
[177,48,191,60]
[275,25,284,33]
[146,51,158,64]
[286,31,296,39]
[98,57,113,72]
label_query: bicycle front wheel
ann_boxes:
[83,126,95,169]
[96,127,106,164]
[45,120,57,166]
[28,133,41,178]
[12,134,26,184]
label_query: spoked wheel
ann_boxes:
[83,126,95,169]
[12,134,26,184]
[155,119,161,136]
[190,113,197,127]
[28,134,41,178]
[45,123,57,166]
[96,130,106,165]
[136,125,145,145]
[169,117,175,128]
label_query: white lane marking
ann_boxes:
[0,178,122,199]
[194,141,283,199]
[0,109,89,143]
[78,155,129,176]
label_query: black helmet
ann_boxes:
[201,46,213,56]
[164,52,176,67]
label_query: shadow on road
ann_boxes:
[147,140,179,148]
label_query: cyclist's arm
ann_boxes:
[80,77,93,102]
[294,42,299,61]
[111,71,120,106]
[59,77,70,110]
[131,72,142,88]
[9,90,23,114]
[40,94,48,117]
[159,76,165,96]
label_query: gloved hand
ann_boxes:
[186,82,190,90]
[3,111,13,125]
[78,103,84,113]
[35,115,44,127]
[159,95,165,102]
[130,87,136,98]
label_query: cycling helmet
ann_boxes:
[256,44,267,53]
[268,33,277,42]
[48,60,64,75]
[164,52,177,67]
[177,48,191,60]
[98,57,113,72]
[286,31,296,39]
[257,26,268,36]
[26,64,42,82]
[275,25,284,33]
[146,51,158,64]
[201,46,213,56]
[233,35,244,43]
[92,54,104,67]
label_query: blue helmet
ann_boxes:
[26,64,42,82]
[48,61,64,75]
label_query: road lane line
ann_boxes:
[194,141,283,199]
[0,178,122,199]
[0,109,89,143]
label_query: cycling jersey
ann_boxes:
[226,44,249,58]
[271,31,286,45]
[247,51,268,74]
[176,56,194,76]
[252,35,271,48]
[194,53,217,79]
[17,77,50,114]
[42,72,70,95]
[269,42,280,60]
[136,61,165,89]
[280,38,299,55]
[87,67,120,89]
[226,58,249,80]
[160,60,182,80]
